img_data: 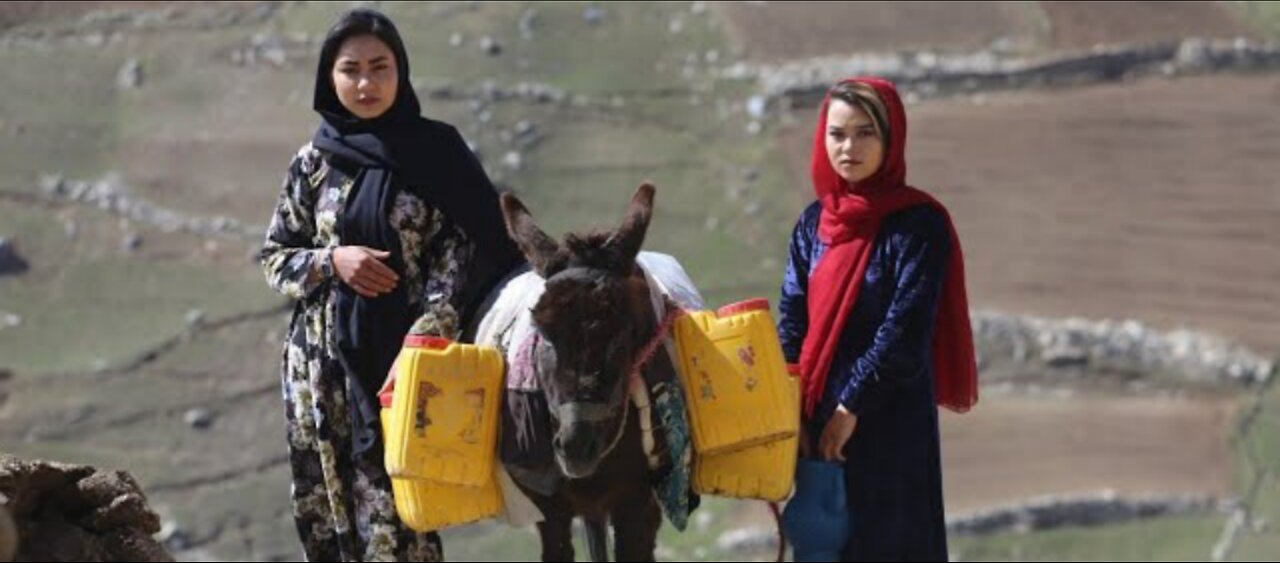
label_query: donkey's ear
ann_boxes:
[609,183,655,269]
[500,193,562,277]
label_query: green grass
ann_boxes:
[0,45,123,186]
[435,496,768,562]
[440,522,544,562]
[951,514,1226,561]
[0,203,282,376]
[1226,363,1280,560]
[1233,1,1280,40]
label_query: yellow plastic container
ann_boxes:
[673,299,798,456]
[692,374,800,501]
[382,336,504,487]
[380,409,503,532]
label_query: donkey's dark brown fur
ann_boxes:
[500,184,664,562]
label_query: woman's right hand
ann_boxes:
[332,246,399,298]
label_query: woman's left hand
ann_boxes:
[819,404,858,462]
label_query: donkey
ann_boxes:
[496,184,670,562]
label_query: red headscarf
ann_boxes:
[798,77,977,417]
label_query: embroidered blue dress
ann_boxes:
[778,201,951,561]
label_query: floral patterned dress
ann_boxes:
[261,143,472,561]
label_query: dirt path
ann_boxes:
[940,391,1238,514]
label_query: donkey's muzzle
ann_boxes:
[553,402,618,476]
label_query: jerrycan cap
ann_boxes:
[403,335,453,349]
[716,298,770,317]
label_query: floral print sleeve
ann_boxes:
[261,145,334,300]
[403,201,473,339]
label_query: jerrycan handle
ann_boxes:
[377,358,398,409]
[380,337,454,408]
[716,298,770,317]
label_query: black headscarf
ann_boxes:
[311,9,522,455]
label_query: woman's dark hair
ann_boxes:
[313,8,419,122]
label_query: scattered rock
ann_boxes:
[184,309,205,327]
[116,58,143,89]
[183,408,214,430]
[37,173,263,240]
[513,119,535,136]
[1042,345,1089,368]
[502,151,523,171]
[692,510,714,532]
[121,234,142,252]
[583,5,604,25]
[716,527,777,554]
[2,313,22,329]
[157,520,191,551]
[1174,38,1214,72]
[83,32,106,48]
[479,36,501,56]
[0,237,30,276]
[948,491,1221,536]
[518,9,537,40]
[972,312,1274,386]
[449,32,464,48]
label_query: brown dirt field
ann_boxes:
[717,1,1255,63]
[781,73,1280,354]
[939,391,1238,514]
[1040,1,1257,50]
[714,1,1046,62]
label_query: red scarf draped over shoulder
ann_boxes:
[798,77,977,417]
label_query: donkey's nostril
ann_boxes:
[559,426,597,459]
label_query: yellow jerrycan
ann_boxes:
[377,335,504,531]
[673,299,799,456]
[382,335,504,486]
[692,373,800,501]
[379,409,503,531]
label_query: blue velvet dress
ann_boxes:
[778,201,951,561]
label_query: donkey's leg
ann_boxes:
[584,516,610,562]
[611,494,661,562]
[536,502,575,562]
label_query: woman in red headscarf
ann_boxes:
[776,77,978,561]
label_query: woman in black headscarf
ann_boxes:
[260,8,520,560]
